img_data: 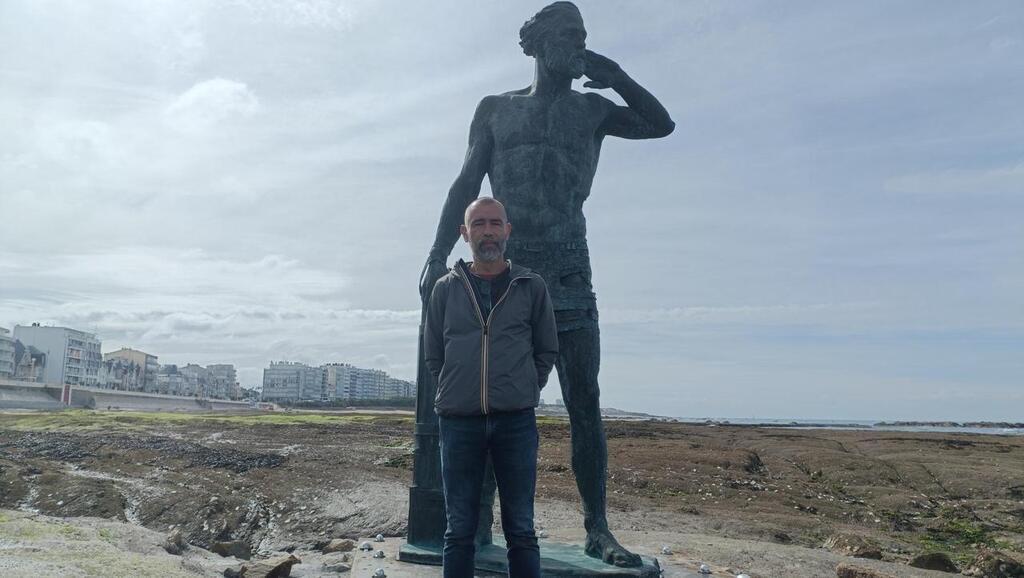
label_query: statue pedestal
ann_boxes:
[399,538,669,577]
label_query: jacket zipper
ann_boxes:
[456,265,528,415]
[456,271,489,414]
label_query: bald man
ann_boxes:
[424,197,559,578]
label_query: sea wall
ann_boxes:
[0,378,250,411]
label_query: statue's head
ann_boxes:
[519,1,587,80]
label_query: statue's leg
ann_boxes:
[557,323,642,568]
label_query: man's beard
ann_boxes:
[544,46,586,79]
[473,238,506,263]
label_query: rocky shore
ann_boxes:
[874,421,1024,429]
[1,409,1022,577]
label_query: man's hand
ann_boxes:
[583,49,625,90]
[419,257,449,304]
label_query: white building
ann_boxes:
[0,327,15,378]
[262,361,324,402]
[323,363,356,400]
[13,324,102,387]
[384,377,415,399]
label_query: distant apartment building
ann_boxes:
[98,357,143,391]
[352,367,386,400]
[262,361,324,402]
[0,327,15,378]
[13,324,102,386]
[156,365,189,396]
[323,363,356,400]
[103,348,158,391]
[384,377,414,399]
[180,364,208,397]
[206,364,238,400]
[265,360,409,403]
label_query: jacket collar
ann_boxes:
[453,258,535,280]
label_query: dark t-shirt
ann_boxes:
[468,265,511,321]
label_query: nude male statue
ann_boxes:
[420,2,674,567]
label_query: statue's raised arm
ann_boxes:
[583,49,675,140]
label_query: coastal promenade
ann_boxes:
[0,378,250,411]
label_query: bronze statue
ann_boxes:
[419,1,674,568]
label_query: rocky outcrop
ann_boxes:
[823,534,883,560]
[163,528,186,555]
[835,563,895,578]
[963,548,1024,577]
[322,538,356,553]
[908,552,958,573]
[212,539,252,560]
[241,553,301,578]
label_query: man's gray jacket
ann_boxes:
[425,259,559,417]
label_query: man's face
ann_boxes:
[460,202,511,263]
[539,15,587,79]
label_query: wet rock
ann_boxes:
[963,547,1024,577]
[823,534,883,559]
[322,539,356,553]
[212,540,252,560]
[835,563,895,578]
[322,561,351,573]
[243,553,301,578]
[909,552,958,573]
[163,528,186,555]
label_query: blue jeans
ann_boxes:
[439,408,540,578]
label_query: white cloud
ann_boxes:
[163,78,259,132]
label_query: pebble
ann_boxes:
[372,569,386,578]
[373,550,385,559]
[359,541,374,551]
[661,546,673,555]
[699,563,712,574]
[375,533,385,542]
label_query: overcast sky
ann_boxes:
[1,1,1021,420]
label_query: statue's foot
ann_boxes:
[585,528,643,568]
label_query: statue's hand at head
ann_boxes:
[582,49,624,90]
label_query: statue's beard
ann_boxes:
[543,47,586,80]
[473,239,506,263]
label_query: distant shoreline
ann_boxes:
[537,404,1024,434]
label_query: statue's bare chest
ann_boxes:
[489,95,599,155]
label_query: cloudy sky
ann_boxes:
[1,1,1021,420]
